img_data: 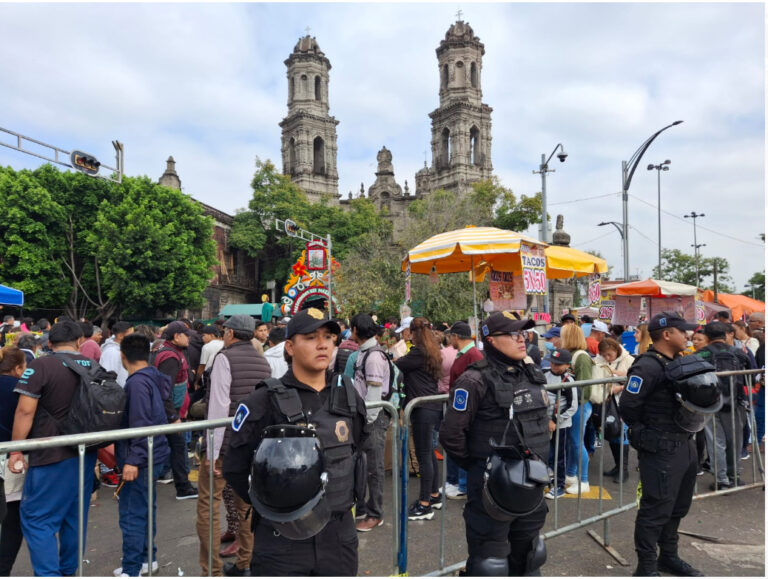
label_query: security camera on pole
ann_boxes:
[532,144,567,243]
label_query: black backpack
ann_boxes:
[357,347,405,409]
[334,346,358,374]
[704,344,746,406]
[56,355,126,446]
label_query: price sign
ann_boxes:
[521,244,548,296]
[588,277,601,306]
[598,299,615,322]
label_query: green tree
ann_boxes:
[743,271,765,301]
[653,248,734,292]
[0,166,70,309]
[88,176,218,318]
[230,158,391,294]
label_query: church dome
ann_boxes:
[293,35,324,56]
[444,20,478,42]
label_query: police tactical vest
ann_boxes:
[635,351,687,433]
[466,359,550,462]
[265,375,358,514]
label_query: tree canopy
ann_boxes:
[652,248,734,293]
[0,164,217,320]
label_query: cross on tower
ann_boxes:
[305,26,311,36]
[456,9,463,21]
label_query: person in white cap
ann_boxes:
[389,316,413,360]
[586,320,610,356]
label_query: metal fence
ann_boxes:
[402,368,765,577]
[0,370,762,577]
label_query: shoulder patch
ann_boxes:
[626,375,643,394]
[232,403,250,431]
[452,388,469,412]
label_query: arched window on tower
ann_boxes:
[314,75,321,100]
[313,137,325,175]
[470,62,478,88]
[301,74,308,97]
[440,128,451,168]
[289,137,297,175]
[455,61,464,86]
[290,77,295,102]
[470,126,480,166]
[441,64,449,89]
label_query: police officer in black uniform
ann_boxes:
[440,312,550,576]
[222,308,368,576]
[619,312,706,577]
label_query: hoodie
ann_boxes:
[115,366,171,470]
[263,341,288,378]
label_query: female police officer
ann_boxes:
[440,312,550,576]
[222,309,368,576]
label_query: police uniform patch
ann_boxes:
[626,375,643,394]
[335,420,349,442]
[453,388,469,411]
[232,403,250,431]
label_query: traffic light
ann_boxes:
[70,150,101,175]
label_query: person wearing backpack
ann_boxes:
[561,323,594,496]
[152,321,198,501]
[349,314,391,532]
[7,320,100,576]
[698,321,749,490]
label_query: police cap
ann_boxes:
[648,312,698,333]
[481,312,534,338]
[286,308,340,339]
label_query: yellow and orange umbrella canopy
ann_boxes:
[544,245,608,279]
[401,226,545,275]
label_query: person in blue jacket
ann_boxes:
[113,333,171,577]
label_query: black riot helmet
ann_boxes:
[249,424,330,540]
[481,439,547,522]
[665,355,723,432]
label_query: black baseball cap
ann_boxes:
[481,312,534,338]
[448,321,472,339]
[648,312,698,333]
[545,348,572,365]
[161,321,193,340]
[580,314,593,323]
[286,308,341,339]
[561,313,576,323]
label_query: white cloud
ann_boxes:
[0,2,763,291]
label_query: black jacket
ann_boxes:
[394,346,441,410]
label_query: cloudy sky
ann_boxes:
[1,1,764,291]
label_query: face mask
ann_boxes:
[544,341,556,352]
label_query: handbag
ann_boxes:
[603,394,623,441]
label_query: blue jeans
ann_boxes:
[20,453,98,576]
[119,468,158,576]
[566,402,592,481]
[445,454,467,492]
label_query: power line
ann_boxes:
[572,230,616,248]
[549,192,620,206]
[628,194,763,247]
[628,224,659,247]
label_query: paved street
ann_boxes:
[10,444,765,577]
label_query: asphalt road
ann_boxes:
[9,443,765,577]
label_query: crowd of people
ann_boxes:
[0,306,764,577]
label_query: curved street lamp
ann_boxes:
[621,121,683,281]
[533,143,568,242]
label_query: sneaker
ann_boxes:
[176,486,198,500]
[356,516,384,532]
[740,449,750,460]
[429,492,443,510]
[101,472,120,488]
[445,483,466,500]
[407,501,434,520]
[565,482,590,495]
[157,472,173,485]
[545,487,566,499]
[113,561,159,576]
[696,467,704,476]
[657,556,704,577]
[709,481,732,491]
[223,562,250,576]
[564,475,578,486]
[354,509,368,520]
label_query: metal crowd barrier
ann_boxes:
[401,369,765,577]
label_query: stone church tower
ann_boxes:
[279,35,340,202]
[416,19,494,197]
[366,146,416,239]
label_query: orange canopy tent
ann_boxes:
[698,291,765,321]
[614,278,698,297]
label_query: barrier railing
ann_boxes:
[402,368,765,577]
[0,400,402,577]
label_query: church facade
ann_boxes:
[279,19,494,235]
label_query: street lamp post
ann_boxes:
[533,144,568,242]
[647,160,671,276]
[745,283,756,299]
[684,211,705,288]
[621,121,683,282]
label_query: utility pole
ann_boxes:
[684,211,705,287]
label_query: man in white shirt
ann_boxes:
[192,325,224,391]
[99,321,134,387]
[263,326,289,378]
